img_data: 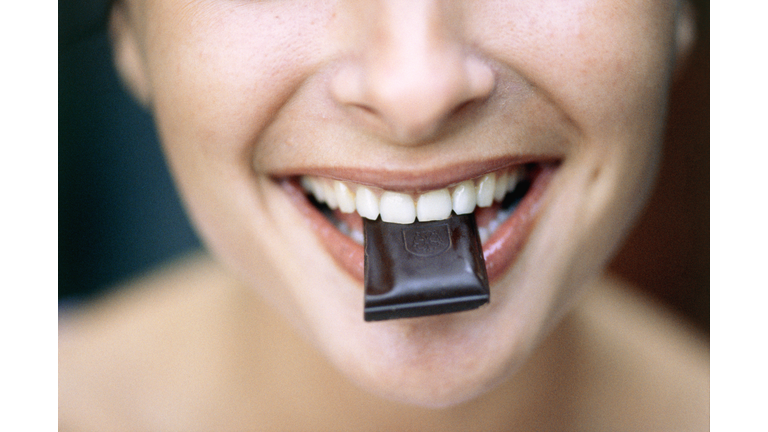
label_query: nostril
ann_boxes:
[451,99,476,118]
[353,103,378,116]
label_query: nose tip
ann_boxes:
[330,2,495,145]
[367,54,494,144]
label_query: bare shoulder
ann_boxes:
[58,251,361,432]
[58,251,245,431]
[567,273,709,431]
[58,250,232,348]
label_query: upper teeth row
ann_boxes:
[301,168,524,224]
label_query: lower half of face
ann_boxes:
[169,137,662,407]
[136,0,685,407]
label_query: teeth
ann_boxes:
[301,167,525,225]
[380,192,416,224]
[355,186,380,220]
[335,181,356,213]
[303,177,325,202]
[507,169,520,191]
[476,173,496,207]
[451,180,477,215]
[478,226,490,243]
[416,189,452,222]
[493,171,509,202]
[322,181,338,210]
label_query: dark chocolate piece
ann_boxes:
[363,213,490,321]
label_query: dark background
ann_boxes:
[59,0,201,304]
[59,1,709,333]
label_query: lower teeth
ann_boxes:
[338,220,365,245]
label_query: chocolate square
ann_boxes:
[363,213,490,321]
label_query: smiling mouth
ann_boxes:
[280,160,558,285]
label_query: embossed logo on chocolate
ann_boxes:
[403,223,451,257]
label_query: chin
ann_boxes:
[185,141,650,408]
[243,163,559,404]
[327,305,537,409]
[261,149,653,408]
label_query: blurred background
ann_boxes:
[59,0,201,304]
[59,0,709,333]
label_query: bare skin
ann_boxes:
[59,0,707,428]
[59,252,708,431]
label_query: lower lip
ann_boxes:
[280,164,557,285]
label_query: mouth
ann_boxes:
[279,160,558,285]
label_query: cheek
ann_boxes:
[474,0,677,137]
[130,3,340,316]
[142,2,334,171]
[474,0,675,241]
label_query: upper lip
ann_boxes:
[271,154,559,193]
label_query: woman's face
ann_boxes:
[113,0,693,407]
